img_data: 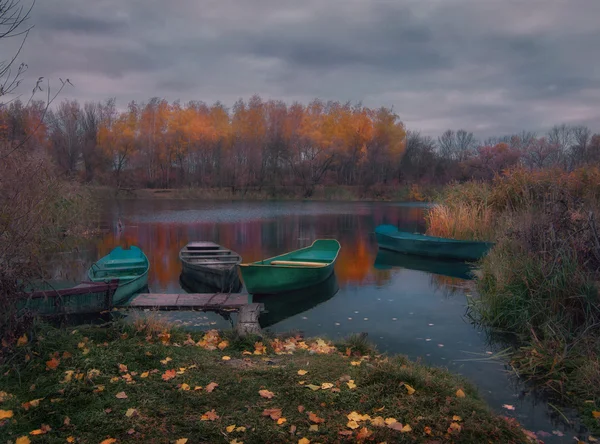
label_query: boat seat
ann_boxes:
[104,259,145,266]
[96,265,147,271]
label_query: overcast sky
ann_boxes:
[5,0,600,138]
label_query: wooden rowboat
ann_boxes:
[375,225,493,261]
[18,280,120,316]
[179,242,242,293]
[87,246,149,305]
[238,239,340,295]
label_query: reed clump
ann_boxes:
[438,166,600,431]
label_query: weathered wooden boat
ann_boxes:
[87,246,149,305]
[238,239,341,295]
[373,249,474,280]
[179,242,242,293]
[18,280,120,316]
[375,225,493,261]
[255,272,339,328]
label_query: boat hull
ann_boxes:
[87,246,150,305]
[375,225,493,261]
[181,262,242,293]
[179,242,242,292]
[239,239,340,295]
[239,262,334,294]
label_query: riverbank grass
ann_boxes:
[0,322,529,443]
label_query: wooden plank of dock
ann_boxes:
[125,293,252,311]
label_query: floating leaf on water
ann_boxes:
[502,404,515,411]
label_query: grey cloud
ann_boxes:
[2,0,598,138]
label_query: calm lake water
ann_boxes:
[59,199,587,442]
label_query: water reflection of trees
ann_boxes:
[85,203,426,291]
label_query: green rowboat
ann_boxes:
[238,239,341,294]
[87,246,149,305]
[375,225,493,261]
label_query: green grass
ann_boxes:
[0,323,530,443]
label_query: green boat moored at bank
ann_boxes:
[87,245,149,305]
[238,239,341,295]
[375,225,493,261]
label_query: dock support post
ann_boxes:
[236,303,263,337]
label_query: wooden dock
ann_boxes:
[125,293,252,311]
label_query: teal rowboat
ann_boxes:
[375,225,493,261]
[87,246,149,305]
[238,239,341,295]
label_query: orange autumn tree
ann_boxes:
[98,102,138,187]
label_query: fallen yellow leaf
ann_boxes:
[306,384,320,391]
[259,389,274,399]
[297,369,308,375]
[321,383,333,390]
[175,439,188,444]
[350,361,361,366]
[194,386,203,391]
[277,417,287,425]
[0,409,14,419]
[125,408,137,417]
[205,382,219,393]
[100,439,117,444]
[17,334,28,346]
[401,424,412,432]
[448,422,462,433]
[347,380,357,389]
[140,372,149,378]
[222,356,231,361]
[371,416,385,427]
[347,420,360,429]
[452,415,462,421]
[384,418,397,425]
[226,424,236,433]
[263,408,282,420]
[309,425,319,432]
[160,357,172,365]
[298,438,310,444]
[456,389,466,398]
[46,357,60,370]
[593,411,600,418]
[201,409,219,421]
[235,426,246,432]
[115,391,128,399]
[15,437,31,444]
[230,440,243,444]
[218,340,229,350]
[404,383,415,395]
[180,383,190,391]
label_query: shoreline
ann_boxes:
[87,185,435,203]
[0,322,533,443]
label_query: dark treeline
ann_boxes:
[2,96,599,196]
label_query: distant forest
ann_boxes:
[2,95,599,196]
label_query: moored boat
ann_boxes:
[375,225,493,261]
[18,280,120,316]
[87,245,149,305]
[238,239,341,295]
[179,242,242,292]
